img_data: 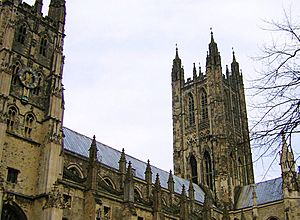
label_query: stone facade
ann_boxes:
[0,0,299,220]
[171,35,255,208]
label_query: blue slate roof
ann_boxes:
[63,127,205,203]
[236,177,283,209]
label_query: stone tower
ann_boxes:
[171,32,254,206]
[0,0,66,219]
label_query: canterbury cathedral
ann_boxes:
[0,0,299,219]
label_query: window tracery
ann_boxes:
[204,151,213,190]
[7,106,17,131]
[11,63,21,86]
[24,113,34,137]
[201,90,208,121]
[16,24,27,44]
[188,93,195,126]
[39,36,48,56]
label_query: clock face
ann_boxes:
[18,67,38,89]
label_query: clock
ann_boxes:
[18,67,38,89]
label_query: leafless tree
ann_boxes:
[250,10,300,179]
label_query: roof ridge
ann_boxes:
[63,126,172,175]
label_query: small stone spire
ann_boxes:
[232,49,237,63]
[144,160,152,201]
[153,173,162,213]
[124,161,134,202]
[126,161,134,180]
[145,160,152,183]
[193,63,197,79]
[175,43,179,59]
[206,29,221,67]
[181,184,187,198]
[172,44,184,82]
[209,29,219,56]
[231,49,240,76]
[87,135,98,190]
[119,148,127,189]
[34,0,43,14]
[180,185,189,219]
[167,170,174,193]
[280,133,296,173]
[89,135,98,162]
[188,179,195,201]
[119,148,127,172]
[199,63,203,78]
[154,173,161,190]
[226,65,229,78]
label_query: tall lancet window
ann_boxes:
[190,155,198,184]
[17,24,27,44]
[204,151,213,190]
[201,90,208,121]
[188,93,195,126]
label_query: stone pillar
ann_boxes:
[153,174,163,220]
[42,185,65,220]
[180,185,189,220]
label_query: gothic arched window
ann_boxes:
[11,63,21,86]
[1,203,27,220]
[7,106,17,131]
[204,151,213,190]
[188,93,195,126]
[17,24,27,44]
[190,155,198,184]
[24,113,34,137]
[201,90,208,121]
[39,36,47,56]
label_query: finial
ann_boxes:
[232,47,237,62]
[155,173,161,189]
[91,135,97,146]
[210,27,214,42]
[175,43,179,58]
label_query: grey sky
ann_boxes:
[26,0,300,181]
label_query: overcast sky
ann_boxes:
[26,0,300,182]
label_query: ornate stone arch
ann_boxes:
[66,163,84,179]
[267,217,279,220]
[103,176,116,189]
[1,202,27,220]
[134,187,143,202]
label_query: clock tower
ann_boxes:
[0,0,66,219]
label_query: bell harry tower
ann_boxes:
[0,0,66,219]
[171,32,255,207]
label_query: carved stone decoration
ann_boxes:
[43,185,67,209]
[18,67,39,89]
